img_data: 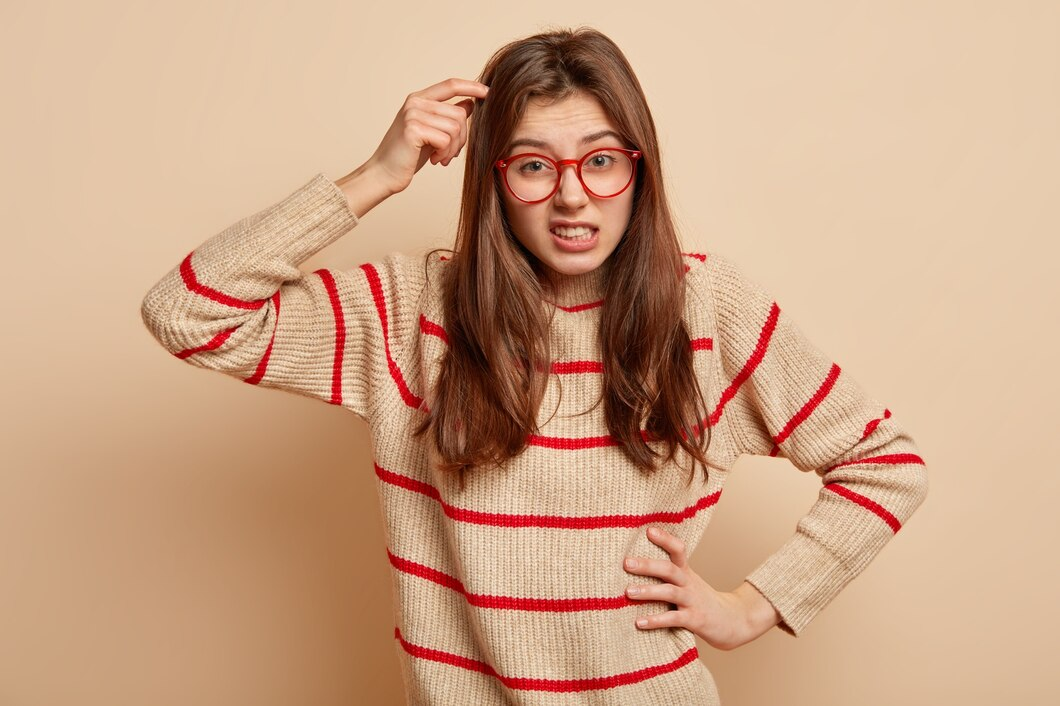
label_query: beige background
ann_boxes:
[2,0,1057,704]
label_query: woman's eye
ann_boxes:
[518,160,551,173]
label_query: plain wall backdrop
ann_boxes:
[2,0,1057,704]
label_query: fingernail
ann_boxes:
[627,586,640,596]
[636,618,648,628]
[625,558,637,569]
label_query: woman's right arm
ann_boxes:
[139,78,488,422]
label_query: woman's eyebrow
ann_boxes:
[507,129,623,152]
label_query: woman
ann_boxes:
[142,27,928,705]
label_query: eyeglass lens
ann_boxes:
[504,149,634,202]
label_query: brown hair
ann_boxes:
[414,26,717,487]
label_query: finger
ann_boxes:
[453,97,476,120]
[647,526,688,567]
[624,556,685,585]
[635,609,687,630]
[407,103,469,164]
[407,107,463,140]
[406,122,453,165]
[427,100,473,163]
[626,582,682,604]
[411,97,474,125]
[414,77,489,104]
[406,111,459,163]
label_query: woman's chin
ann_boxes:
[543,257,601,279]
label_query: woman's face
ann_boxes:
[498,91,635,286]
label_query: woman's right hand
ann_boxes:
[364,77,490,196]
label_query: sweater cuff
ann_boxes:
[744,531,854,637]
[263,172,360,263]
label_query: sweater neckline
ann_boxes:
[541,260,610,309]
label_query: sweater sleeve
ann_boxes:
[140,172,424,423]
[706,253,929,637]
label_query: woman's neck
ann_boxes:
[540,260,611,308]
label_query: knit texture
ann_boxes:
[141,173,929,705]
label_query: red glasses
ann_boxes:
[495,147,642,204]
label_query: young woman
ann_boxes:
[142,27,928,705]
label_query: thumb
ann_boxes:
[455,97,476,119]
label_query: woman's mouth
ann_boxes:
[550,225,596,241]
[550,226,599,252]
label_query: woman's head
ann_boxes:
[496,90,636,285]
[461,26,667,288]
[417,27,715,485]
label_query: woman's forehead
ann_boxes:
[509,92,622,151]
[517,91,607,124]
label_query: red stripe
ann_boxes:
[685,414,712,443]
[823,452,925,474]
[709,302,780,427]
[360,263,426,411]
[309,269,347,405]
[420,314,449,344]
[690,337,713,351]
[527,433,617,450]
[768,362,842,456]
[174,326,237,359]
[861,408,891,439]
[527,429,658,448]
[374,462,721,529]
[243,290,281,385]
[824,483,903,533]
[551,360,604,374]
[553,299,604,313]
[394,627,699,692]
[681,252,707,262]
[387,549,634,611]
[179,251,265,310]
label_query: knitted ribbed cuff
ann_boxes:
[263,172,360,264]
[744,531,854,637]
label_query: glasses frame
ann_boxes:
[495,146,643,204]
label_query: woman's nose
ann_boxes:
[554,164,590,208]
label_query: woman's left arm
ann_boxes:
[705,252,930,638]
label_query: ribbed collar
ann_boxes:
[541,259,611,309]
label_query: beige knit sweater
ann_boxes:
[140,173,928,705]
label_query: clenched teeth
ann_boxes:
[551,226,595,238]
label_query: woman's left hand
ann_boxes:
[623,526,768,651]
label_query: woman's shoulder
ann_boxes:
[680,248,720,300]
[681,247,757,301]
[680,247,766,331]
[680,250,711,277]
[681,246,747,274]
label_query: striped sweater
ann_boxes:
[140,173,929,705]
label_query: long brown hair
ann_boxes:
[414,26,716,487]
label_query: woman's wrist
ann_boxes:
[334,160,396,219]
[732,580,781,640]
